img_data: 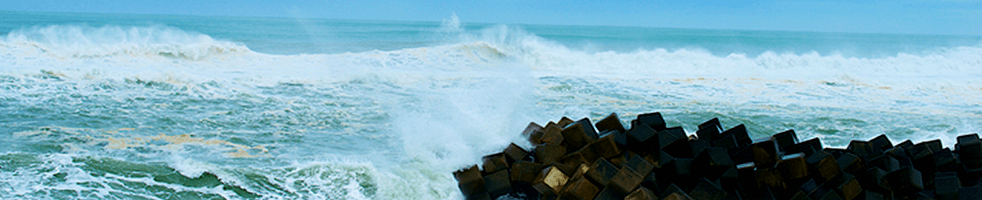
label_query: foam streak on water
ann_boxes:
[1,11,980,199]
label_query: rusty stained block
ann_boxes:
[834,174,862,200]
[533,165,570,197]
[453,165,487,197]
[589,133,621,159]
[807,151,841,183]
[481,153,509,174]
[558,117,575,128]
[756,167,786,191]
[573,117,599,140]
[693,147,735,180]
[560,148,597,167]
[609,167,644,195]
[523,122,545,145]
[559,177,598,200]
[624,154,654,176]
[778,153,809,181]
[688,177,728,200]
[751,137,781,168]
[586,157,618,186]
[594,112,626,134]
[562,123,594,151]
[510,161,544,185]
[539,124,565,146]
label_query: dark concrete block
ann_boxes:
[641,171,660,195]
[455,165,488,197]
[574,117,600,140]
[868,155,901,172]
[696,119,722,142]
[789,191,810,200]
[524,122,545,145]
[609,167,643,194]
[694,147,735,179]
[848,140,879,161]
[800,179,820,195]
[592,187,622,200]
[561,177,598,200]
[563,123,595,152]
[811,187,844,200]
[884,146,909,161]
[586,157,618,186]
[729,145,755,164]
[625,154,654,176]
[688,177,728,200]
[837,152,865,175]
[624,187,657,200]
[721,124,753,147]
[713,133,740,151]
[560,150,593,167]
[756,167,786,190]
[661,183,686,199]
[625,123,659,154]
[751,138,781,168]
[672,158,693,177]
[662,192,695,200]
[511,161,545,185]
[859,167,889,192]
[788,137,822,157]
[558,117,575,128]
[646,151,674,170]
[959,184,981,200]
[807,151,841,183]
[773,129,799,152]
[886,167,924,194]
[865,191,886,200]
[934,148,957,172]
[956,133,982,167]
[635,112,667,131]
[484,169,512,198]
[689,139,711,158]
[503,143,528,163]
[481,153,508,174]
[896,140,915,151]
[736,162,759,192]
[465,192,492,200]
[869,134,894,151]
[835,174,863,200]
[535,144,567,165]
[934,173,960,200]
[779,153,810,182]
[588,134,621,158]
[533,165,569,197]
[595,112,626,134]
[922,139,943,154]
[660,127,692,158]
[539,124,565,146]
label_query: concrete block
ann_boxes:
[729,145,755,164]
[625,123,659,154]
[713,133,740,151]
[524,122,545,145]
[535,144,567,165]
[533,165,569,197]
[696,120,722,142]
[635,112,667,131]
[934,148,957,172]
[455,165,488,197]
[688,177,728,200]
[837,152,865,175]
[848,140,879,161]
[896,140,914,151]
[868,155,901,172]
[694,147,735,179]
[956,133,982,167]
[558,117,575,128]
[482,153,510,174]
[751,138,781,168]
[934,173,960,200]
[660,127,692,158]
[624,187,657,200]
[672,158,693,177]
[864,191,885,200]
[609,167,643,194]
[697,117,722,133]
[789,190,810,200]
[503,143,528,163]
[788,137,822,157]
[859,167,889,192]
[646,151,674,170]
[661,183,687,199]
[807,151,841,183]
[589,134,622,159]
[573,117,600,141]
[736,162,759,192]
[641,171,660,195]
[869,134,894,151]
[591,187,622,200]
[560,151,592,168]
[625,154,654,176]
[540,124,565,146]
[756,167,785,190]
[560,177,598,200]
[594,112,626,134]
[779,153,810,182]
[586,157,618,186]
[721,124,753,147]
[563,123,594,152]
[662,192,695,200]
[465,192,491,200]
[922,139,943,154]
[886,167,924,194]
[835,174,862,200]
[773,129,799,152]
[690,139,711,158]
[511,161,545,185]
[884,146,909,161]
[484,169,512,198]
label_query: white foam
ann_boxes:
[1,25,251,60]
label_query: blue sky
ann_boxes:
[3,0,981,35]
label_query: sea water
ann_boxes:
[1,11,980,199]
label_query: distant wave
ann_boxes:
[0,25,252,60]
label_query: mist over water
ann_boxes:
[0,11,980,199]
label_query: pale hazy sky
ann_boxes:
[3,0,981,35]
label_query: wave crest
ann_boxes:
[1,25,252,60]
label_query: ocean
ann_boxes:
[0,11,980,199]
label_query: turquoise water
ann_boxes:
[1,11,981,199]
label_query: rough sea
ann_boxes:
[1,11,980,199]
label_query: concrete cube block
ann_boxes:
[868,155,901,172]
[836,152,865,175]
[834,174,862,200]
[886,167,924,194]
[625,123,659,154]
[563,123,595,152]
[535,144,567,165]
[595,112,626,134]
[560,177,598,200]
[756,167,786,190]
[807,151,841,183]
[511,161,545,185]
[847,140,879,160]
[660,127,692,158]
[635,112,667,131]
[773,129,799,152]
[696,119,722,142]
[591,187,622,200]
[661,183,686,199]
[483,169,512,198]
[959,184,981,200]
[697,118,722,134]
[751,138,781,168]
[788,137,822,157]
[589,133,622,159]
[721,124,753,147]
[662,192,695,200]
[934,172,960,200]
[869,134,894,151]
[934,148,957,172]
[859,167,889,192]
[956,133,982,167]
[558,117,575,128]
[694,147,735,179]
[609,167,643,194]
[455,165,488,197]
[533,165,569,197]
[624,186,657,200]
[504,143,529,163]
[482,153,509,174]
[574,117,599,141]
[779,153,810,182]
[586,157,618,186]
[540,124,565,146]
[625,154,654,176]
[688,177,728,200]
[713,133,740,151]
[524,122,545,145]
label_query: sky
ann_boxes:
[2,0,981,35]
